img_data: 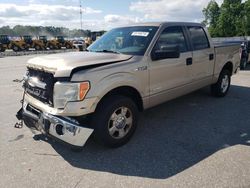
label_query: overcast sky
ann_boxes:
[0,0,224,31]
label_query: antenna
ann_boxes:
[79,0,83,30]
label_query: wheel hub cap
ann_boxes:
[115,116,126,129]
[108,107,133,139]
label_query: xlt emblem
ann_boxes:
[135,66,148,71]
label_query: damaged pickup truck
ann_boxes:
[16,22,240,149]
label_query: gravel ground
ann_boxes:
[0,55,250,188]
[0,49,75,58]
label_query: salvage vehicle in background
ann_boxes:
[39,36,59,50]
[84,37,93,47]
[22,35,46,51]
[56,36,74,49]
[17,22,240,149]
[0,35,26,52]
[39,36,62,50]
[240,40,250,70]
[72,40,86,51]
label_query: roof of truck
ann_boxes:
[120,22,204,27]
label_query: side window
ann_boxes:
[188,26,210,50]
[154,26,188,53]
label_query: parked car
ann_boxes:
[16,22,240,149]
[73,40,86,51]
[239,41,250,70]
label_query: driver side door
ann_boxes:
[148,26,193,107]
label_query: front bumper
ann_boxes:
[20,100,94,147]
[24,93,98,117]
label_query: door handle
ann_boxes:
[209,53,214,61]
[186,57,193,66]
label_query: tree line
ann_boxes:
[203,0,250,37]
[0,25,94,38]
[1,0,249,39]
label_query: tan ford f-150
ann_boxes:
[16,22,240,149]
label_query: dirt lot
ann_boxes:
[0,55,250,188]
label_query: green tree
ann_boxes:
[0,25,101,38]
[244,0,250,35]
[218,0,244,37]
[203,0,221,37]
[203,0,250,37]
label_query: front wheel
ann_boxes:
[92,95,138,148]
[211,69,231,97]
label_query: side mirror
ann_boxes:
[151,45,180,61]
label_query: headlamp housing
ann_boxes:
[53,81,90,109]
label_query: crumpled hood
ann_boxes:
[27,52,132,77]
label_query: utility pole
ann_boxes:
[79,0,83,30]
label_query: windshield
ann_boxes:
[88,26,159,56]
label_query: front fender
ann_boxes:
[85,72,146,112]
[92,72,144,99]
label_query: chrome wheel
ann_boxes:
[221,74,229,93]
[108,107,133,139]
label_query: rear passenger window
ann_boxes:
[188,26,210,50]
[155,26,188,53]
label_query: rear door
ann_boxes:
[186,26,214,82]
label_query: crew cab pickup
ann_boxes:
[17,22,240,148]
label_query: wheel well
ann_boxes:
[222,62,233,75]
[98,86,144,111]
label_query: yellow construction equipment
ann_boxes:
[39,36,60,50]
[0,35,26,52]
[22,35,46,51]
[84,37,93,47]
[56,36,74,49]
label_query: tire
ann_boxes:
[92,95,138,148]
[49,45,54,50]
[211,69,231,97]
[240,57,247,70]
[0,47,5,52]
[12,45,20,52]
[35,45,41,51]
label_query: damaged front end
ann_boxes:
[15,68,93,147]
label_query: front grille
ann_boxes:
[24,68,55,106]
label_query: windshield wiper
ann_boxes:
[94,49,121,54]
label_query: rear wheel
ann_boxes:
[0,46,6,52]
[211,69,231,97]
[12,45,20,52]
[66,44,71,49]
[35,45,41,51]
[49,44,54,50]
[240,57,248,70]
[92,95,138,148]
